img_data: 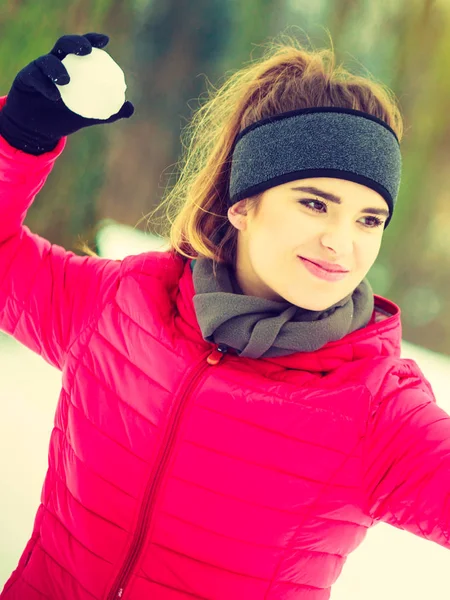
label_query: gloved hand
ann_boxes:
[0,33,134,155]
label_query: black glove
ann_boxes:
[0,33,134,155]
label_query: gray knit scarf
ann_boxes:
[191,257,374,359]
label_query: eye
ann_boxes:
[361,215,384,229]
[298,198,327,213]
[298,198,385,229]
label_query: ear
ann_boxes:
[227,199,249,231]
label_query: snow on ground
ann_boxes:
[1,223,449,597]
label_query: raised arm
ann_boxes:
[0,33,134,370]
[362,360,450,549]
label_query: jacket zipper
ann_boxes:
[106,343,228,599]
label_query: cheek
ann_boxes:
[250,220,291,266]
[247,217,302,280]
[256,211,302,248]
[356,239,382,272]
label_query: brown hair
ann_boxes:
[78,34,403,268]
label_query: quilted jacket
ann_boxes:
[1,94,450,600]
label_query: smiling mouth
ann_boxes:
[299,257,349,273]
[298,257,350,282]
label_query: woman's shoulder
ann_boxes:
[119,248,187,282]
[362,354,436,411]
[112,250,190,325]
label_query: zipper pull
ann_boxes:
[207,343,228,365]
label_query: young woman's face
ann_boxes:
[227,177,390,310]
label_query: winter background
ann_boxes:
[1,224,449,599]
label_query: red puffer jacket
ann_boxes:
[1,96,450,600]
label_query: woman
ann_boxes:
[0,32,449,600]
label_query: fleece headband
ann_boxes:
[228,107,402,227]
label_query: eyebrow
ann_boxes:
[291,185,390,219]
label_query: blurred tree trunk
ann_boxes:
[328,0,357,45]
[96,0,282,232]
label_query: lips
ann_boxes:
[299,257,349,273]
[299,257,349,282]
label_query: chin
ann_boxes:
[281,290,342,311]
[294,300,331,311]
[264,278,348,310]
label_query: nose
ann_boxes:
[320,224,354,256]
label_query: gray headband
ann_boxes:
[228,107,402,228]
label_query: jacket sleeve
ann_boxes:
[0,95,121,371]
[361,359,450,549]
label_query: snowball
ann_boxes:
[55,47,127,120]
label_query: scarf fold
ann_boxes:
[191,258,374,359]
